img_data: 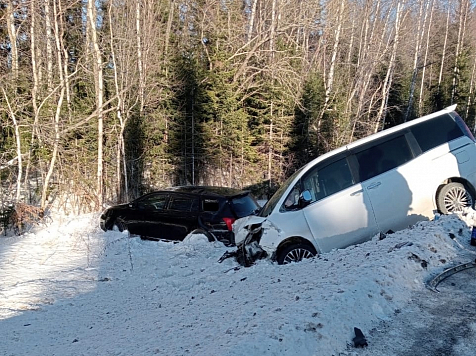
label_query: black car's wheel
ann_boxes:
[437,182,474,214]
[112,218,126,232]
[188,228,215,242]
[276,242,317,265]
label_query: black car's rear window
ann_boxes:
[231,195,259,218]
[203,199,221,212]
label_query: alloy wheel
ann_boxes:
[443,185,473,212]
[282,247,315,264]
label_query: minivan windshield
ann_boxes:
[259,166,305,217]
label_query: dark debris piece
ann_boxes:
[353,327,368,348]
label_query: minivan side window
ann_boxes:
[355,135,413,182]
[301,158,354,203]
[410,114,463,152]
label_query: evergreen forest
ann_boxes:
[1,0,476,214]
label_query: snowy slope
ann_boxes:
[1,211,476,356]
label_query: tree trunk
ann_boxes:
[247,0,258,43]
[375,0,405,132]
[269,0,277,59]
[438,4,451,90]
[451,0,469,104]
[268,103,273,184]
[164,0,175,75]
[41,87,65,209]
[136,1,145,114]
[44,0,54,90]
[404,0,428,122]
[87,0,104,208]
[324,0,345,107]
[108,1,126,201]
[418,0,435,114]
[24,0,40,195]
[41,0,68,210]
[6,0,19,81]
[467,57,475,124]
[2,88,22,202]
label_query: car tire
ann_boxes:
[188,228,215,242]
[276,242,317,265]
[437,182,474,214]
[112,219,126,232]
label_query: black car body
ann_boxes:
[99,186,260,245]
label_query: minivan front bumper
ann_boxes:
[229,215,284,265]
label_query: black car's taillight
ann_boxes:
[222,217,236,231]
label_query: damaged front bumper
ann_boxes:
[219,215,280,267]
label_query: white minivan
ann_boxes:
[233,105,476,265]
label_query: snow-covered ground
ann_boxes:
[1,211,476,356]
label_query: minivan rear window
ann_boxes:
[410,114,463,152]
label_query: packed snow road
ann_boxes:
[1,212,476,356]
[352,266,476,356]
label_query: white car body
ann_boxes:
[233,105,476,263]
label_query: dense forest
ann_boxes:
[0,0,475,214]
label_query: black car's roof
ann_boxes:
[162,185,250,198]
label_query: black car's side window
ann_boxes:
[138,194,169,210]
[355,135,413,182]
[169,196,199,212]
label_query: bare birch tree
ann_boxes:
[5,0,18,81]
[418,0,435,114]
[1,88,22,201]
[324,0,345,109]
[404,0,431,121]
[438,3,451,90]
[451,0,470,104]
[87,0,105,208]
[40,0,68,209]
[375,0,406,132]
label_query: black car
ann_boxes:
[99,186,260,245]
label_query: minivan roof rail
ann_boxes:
[445,104,457,111]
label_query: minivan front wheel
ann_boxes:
[437,182,474,214]
[277,242,317,265]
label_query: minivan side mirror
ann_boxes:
[300,190,312,207]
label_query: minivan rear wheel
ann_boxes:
[437,182,474,214]
[277,242,317,265]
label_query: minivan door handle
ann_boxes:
[350,189,364,196]
[367,182,382,190]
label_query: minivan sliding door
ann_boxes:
[301,157,379,253]
[353,134,416,234]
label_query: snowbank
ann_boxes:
[1,211,475,356]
